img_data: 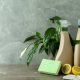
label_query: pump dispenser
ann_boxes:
[55,20,73,65]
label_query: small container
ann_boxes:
[55,20,73,65]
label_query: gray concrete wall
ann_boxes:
[0,0,79,64]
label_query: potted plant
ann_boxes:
[20,16,80,65]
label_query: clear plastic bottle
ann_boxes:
[74,20,80,66]
[55,20,73,65]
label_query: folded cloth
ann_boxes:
[63,75,80,80]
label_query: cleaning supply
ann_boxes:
[72,66,80,75]
[74,19,80,66]
[61,64,72,74]
[38,59,62,75]
[55,20,73,65]
[63,75,80,80]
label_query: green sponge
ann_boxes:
[38,59,62,75]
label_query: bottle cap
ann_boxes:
[59,20,71,27]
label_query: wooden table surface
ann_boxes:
[0,65,63,80]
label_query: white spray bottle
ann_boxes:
[55,20,73,65]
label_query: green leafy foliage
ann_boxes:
[27,42,39,65]
[50,16,62,23]
[22,16,80,65]
[39,45,44,53]
[43,27,60,56]
[36,32,42,40]
[24,35,36,43]
[22,16,62,65]
[44,27,56,38]
[25,27,60,65]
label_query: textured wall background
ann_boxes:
[0,0,79,64]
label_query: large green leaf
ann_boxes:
[26,42,39,65]
[39,45,44,53]
[24,35,36,43]
[20,43,34,58]
[44,27,60,48]
[45,48,50,55]
[44,27,56,39]
[45,39,59,57]
[51,41,60,56]
[36,32,43,40]
[50,16,62,23]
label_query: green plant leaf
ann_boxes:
[39,45,44,53]
[24,35,36,43]
[45,48,49,55]
[23,16,64,65]
[51,41,60,56]
[20,43,33,58]
[44,27,58,48]
[36,32,43,40]
[44,27,56,39]
[43,27,60,57]
[45,39,59,57]
[50,16,62,41]
[26,42,39,65]
[50,16,61,23]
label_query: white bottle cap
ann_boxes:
[78,19,80,25]
[59,20,71,27]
